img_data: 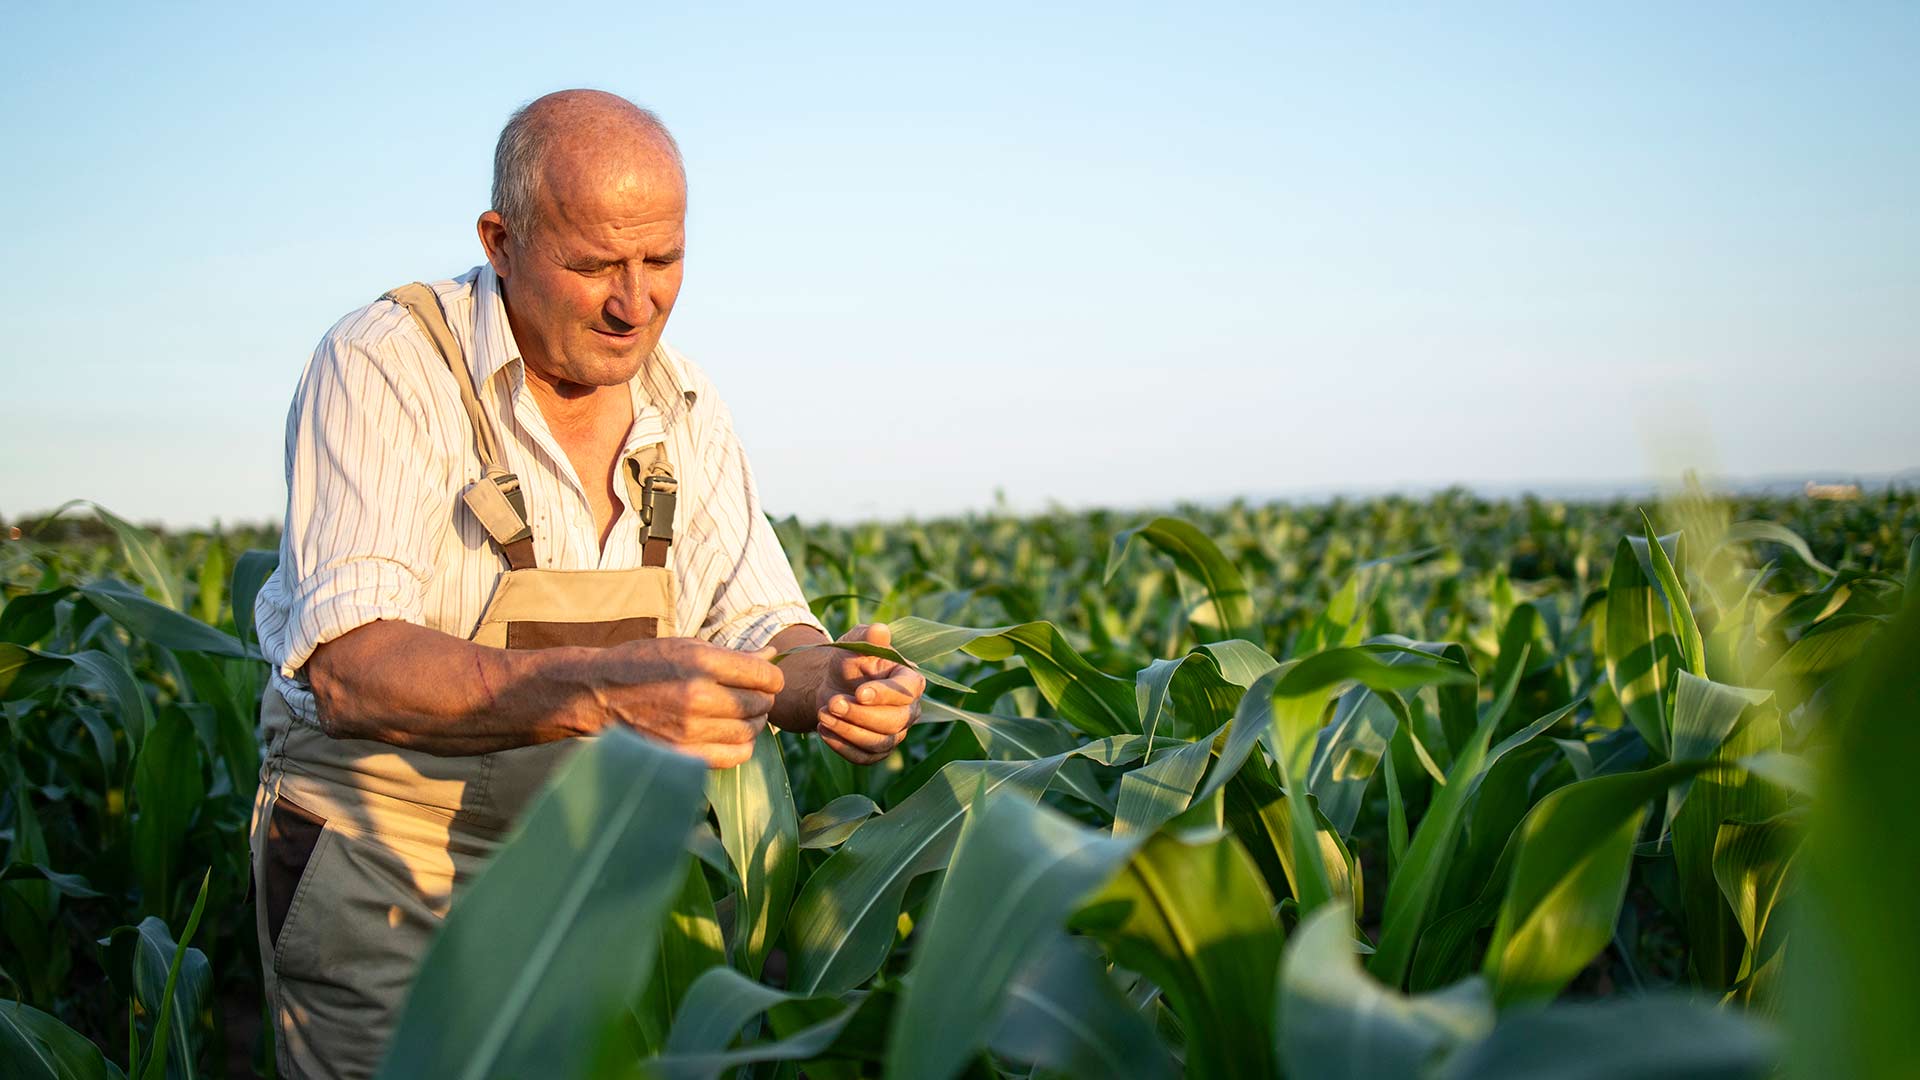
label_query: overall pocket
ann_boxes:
[263,796,329,950]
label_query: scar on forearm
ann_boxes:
[473,653,498,710]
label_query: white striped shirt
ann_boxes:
[255,264,822,725]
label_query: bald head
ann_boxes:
[491,89,684,235]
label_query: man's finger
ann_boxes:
[822,697,914,736]
[818,726,889,765]
[817,712,901,753]
[842,622,892,647]
[853,671,925,707]
[701,740,757,770]
[696,644,786,693]
[831,648,897,685]
[690,713,766,746]
[830,624,899,679]
[692,683,776,721]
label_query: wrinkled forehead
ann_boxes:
[534,136,686,233]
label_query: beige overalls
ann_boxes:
[248,283,684,1080]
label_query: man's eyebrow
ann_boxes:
[650,247,685,263]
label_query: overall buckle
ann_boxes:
[641,474,678,543]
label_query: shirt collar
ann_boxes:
[471,262,521,387]
[472,262,698,414]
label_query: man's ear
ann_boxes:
[476,210,514,279]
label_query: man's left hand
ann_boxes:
[814,623,925,765]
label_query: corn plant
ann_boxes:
[374,498,1911,1079]
[0,490,1913,1078]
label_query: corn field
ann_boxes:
[1,488,1916,1079]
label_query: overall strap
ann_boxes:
[382,283,537,571]
[623,443,679,568]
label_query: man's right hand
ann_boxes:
[582,639,785,769]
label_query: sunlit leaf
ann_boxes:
[786,756,1062,995]
[1105,516,1254,643]
[891,617,1138,737]
[707,727,798,979]
[799,794,880,850]
[1604,534,1679,758]
[378,729,710,1080]
[1484,763,1705,1007]
[887,791,1138,1080]
[1073,829,1282,1080]
[1370,697,1581,988]
[772,640,973,693]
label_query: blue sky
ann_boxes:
[2,2,1915,526]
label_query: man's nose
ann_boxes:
[605,263,655,329]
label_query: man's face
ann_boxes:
[481,149,687,388]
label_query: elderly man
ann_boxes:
[248,89,923,1080]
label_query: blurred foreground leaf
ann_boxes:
[378,729,708,1080]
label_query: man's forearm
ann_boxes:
[304,619,599,755]
[768,623,831,734]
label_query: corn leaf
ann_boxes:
[1115,738,1215,836]
[1484,763,1705,1007]
[1072,829,1283,1080]
[798,794,880,850]
[918,699,1112,811]
[1713,520,1835,578]
[707,727,799,980]
[1224,773,1362,914]
[1267,647,1475,917]
[37,502,184,611]
[76,581,252,660]
[1640,513,1706,680]
[1672,686,1783,991]
[1759,615,1880,712]
[131,707,205,922]
[1198,638,1283,687]
[1369,696,1581,988]
[635,855,728,1052]
[889,617,1137,737]
[377,728,709,1080]
[1792,598,1920,1080]
[1277,901,1493,1079]
[649,966,872,1080]
[192,542,227,629]
[990,935,1175,1080]
[772,640,973,694]
[227,550,278,652]
[1603,534,1679,758]
[1105,516,1254,643]
[1712,816,1801,1006]
[1433,995,1775,1079]
[1664,671,1775,837]
[1309,683,1400,833]
[0,644,153,751]
[129,871,210,1080]
[886,790,1139,1080]
[661,965,803,1054]
[785,756,1063,995]
[0,998,126,1080]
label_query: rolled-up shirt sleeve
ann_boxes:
[696,404,823,652]
[258,322,449,681]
